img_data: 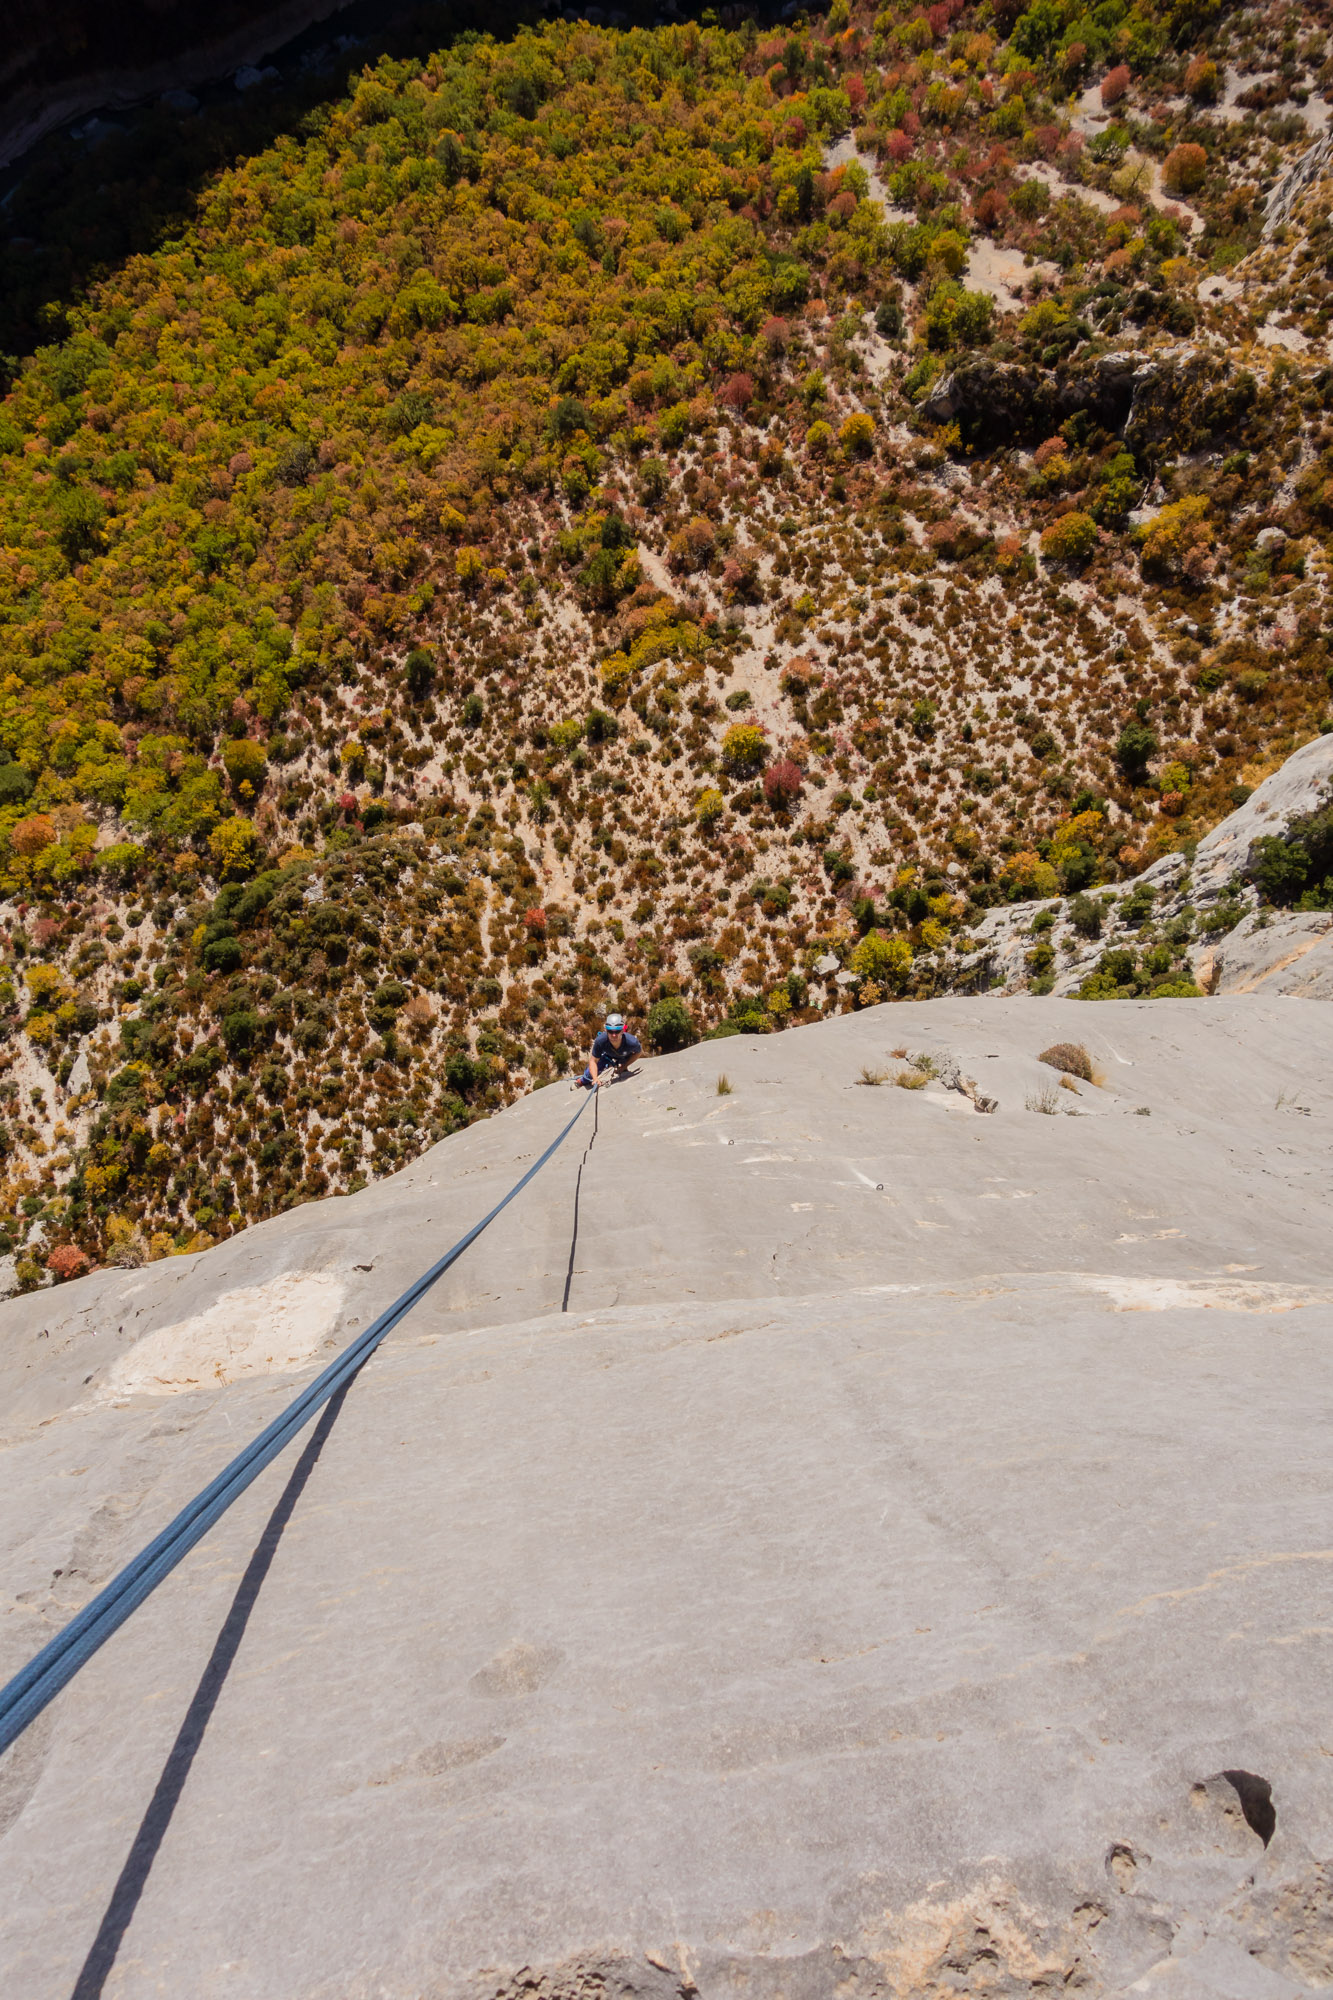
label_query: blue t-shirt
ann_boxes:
[590,1028,640,1071]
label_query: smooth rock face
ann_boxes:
[1205,909,1333,998]
[1,997,1332,1998]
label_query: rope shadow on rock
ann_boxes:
[69,1381,354,2000]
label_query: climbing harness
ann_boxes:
[0,1090,592,1758]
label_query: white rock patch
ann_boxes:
[1075,1275,1327,1314]
[101,1271,346,1399]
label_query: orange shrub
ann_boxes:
[11,814,55,857]
[1184,56,1219,102]
[668,516,717,573]
[48,1244,92,1282]
[1163,143,1207,195]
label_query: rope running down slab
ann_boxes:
[0,1090,591,1758]
[560,1084,599,1312]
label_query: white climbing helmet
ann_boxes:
[605,1012,625,1031]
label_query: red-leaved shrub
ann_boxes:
[48,1244,91,1282]
[763,759,804,809]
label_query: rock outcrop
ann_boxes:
[1264,126,1333,237]
[1201,907,1333,998]
[918,344,1248,458]
[951,731,1333,1000]
[1,995,1332,1997]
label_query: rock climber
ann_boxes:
[576,1011,641,1090]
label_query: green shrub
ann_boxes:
[55,488,105,567]
[1149,977,1204,997]
[1249,799,1333,908]
[647,995,697,1049]
[725,996,770,1034]
[445,1049,486,1095]
[405,648,435,699]
[0,763,33,806]
[97,841,147,884]
[1120,882,1156,926]
[922,282,994,352]
[202,935,243,974]
[221,1008,264,1055]
[1068,894,1103,939]
[1115,718,1158,779]
[1198,897,1246,935]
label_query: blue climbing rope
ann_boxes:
[0,1090,592,1758]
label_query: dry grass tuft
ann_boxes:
[857,1065,891,1086]
[896,1069,930,1091]
[716,1072,733,1096]
[1039,1041,1095,1083]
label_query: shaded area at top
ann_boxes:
[0,0,770,369]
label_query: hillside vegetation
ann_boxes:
[3,0,1333,1279]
